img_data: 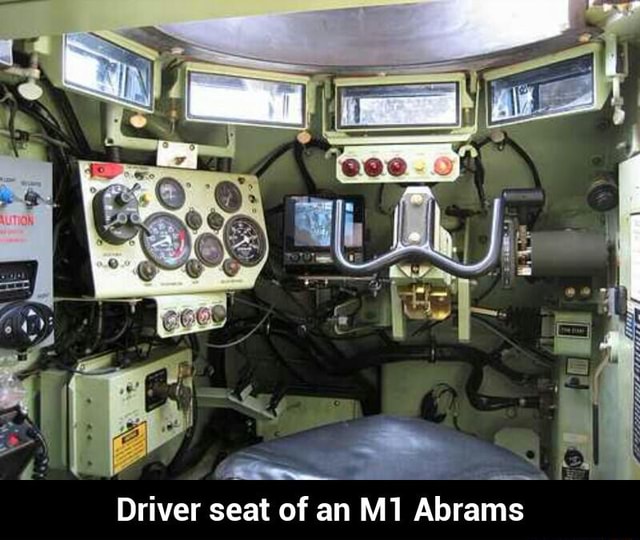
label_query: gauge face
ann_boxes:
[224,215,267,267]
[141,213,191,270]
[215,181,242,213]
[156,177,186,210]
[195,233,224,267]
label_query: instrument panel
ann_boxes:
[76,161,268,299]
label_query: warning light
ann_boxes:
[387,157,407,177]
[364,157,384,177]
[434,156,454,176]
[341,158,360,177]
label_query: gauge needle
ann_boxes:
[232,235,256,249]
[152,236,172,248]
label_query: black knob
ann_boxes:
[302,252,313,263]
[116,190,134,206]
[211,304,227,323]
[563,447,584,469]
[137,261,157,282]
[186,259,203,279]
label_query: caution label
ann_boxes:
[112,422,147,474]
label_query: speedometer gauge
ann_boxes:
[141,213,191,270]
[223,216,267,267]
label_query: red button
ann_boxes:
[90,162,124,180]
[364,157,384,177]
[340,158,360,178]
[7,433,20,447]
[387,157,407,177]
[434,156,454,176]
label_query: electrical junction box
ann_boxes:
[553,311,593,358]
[66,346,193,478]
[0,156,54,354]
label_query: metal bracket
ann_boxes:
[605,33,629,126]
[197,385,280,421]
[104,103,236,159]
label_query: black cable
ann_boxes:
[27,418,49,480]
[254,141,296,177]
[503,135,542,190]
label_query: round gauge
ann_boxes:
[141,213,191,270]
[156,177,186,210]
[215,181,242,213]
[195,233,224,267]
[223,215,267,267]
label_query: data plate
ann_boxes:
[634,307,640,463]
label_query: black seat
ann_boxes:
[214,415,547,480]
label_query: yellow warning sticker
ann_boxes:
[112,422,147,474]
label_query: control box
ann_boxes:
[74,161,269,299]
[283,195,365,273]
[336,143,460,184]
[67,346,193,477]
[0,406,38,480]
[0,157,54,353]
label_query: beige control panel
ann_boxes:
[336,143,460,184]
[154,293,227,338]
[76,161,269,299]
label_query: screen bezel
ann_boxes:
[185,68,308,129]
[487,52,595,127]
[336,81,461,131]
[62,32,156,112]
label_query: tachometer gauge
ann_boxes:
[224,216,267,267]
[141,213,191,270]
[195,233,224,267]
[215,181,242,213]
[156,177,186,210]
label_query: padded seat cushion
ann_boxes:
[214,415,547,480]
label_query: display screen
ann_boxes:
[0,40,12,66]
[294,200,362,248]
[63,33,154,111]
[284,196,364,252]
[338,82,459,129]
[187,71,306,128]
[489,54,594,126]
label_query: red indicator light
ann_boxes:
[364,157,384,177]
[341,158,360,177]
[387,157,407,177]
[434,156,454,176]
[7,433,20,447]
[90,162,124,180]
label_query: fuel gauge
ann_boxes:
[156,177,186,210]
[215,181,242,213]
